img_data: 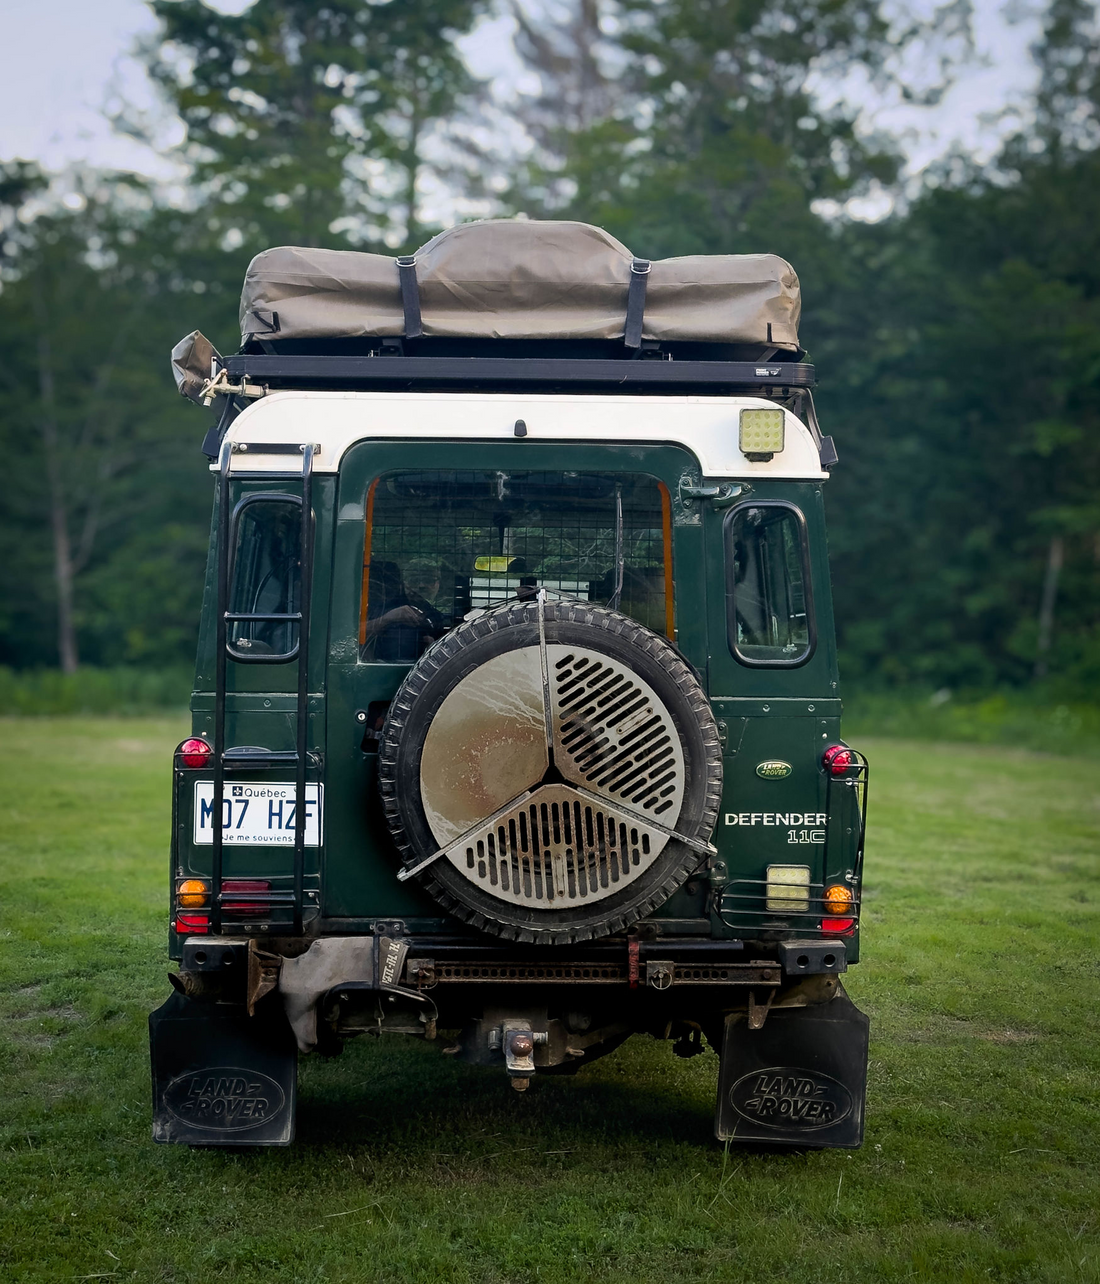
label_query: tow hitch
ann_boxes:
[489,1021,549,1092]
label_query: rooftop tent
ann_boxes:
[238,219,801,351]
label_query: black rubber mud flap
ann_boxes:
[150,991,297,1146]
[715,986,869,1149]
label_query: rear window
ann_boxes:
[359,470,672,663]
[725,501,814,666]
[228,495,302,661]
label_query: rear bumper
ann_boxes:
[177,932,848,992]
[172,932,850,1054]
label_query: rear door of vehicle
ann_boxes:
[320,438,706,927]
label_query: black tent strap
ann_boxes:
[396,256,423,339]
[624,258,650,349]
[243,309,280,335]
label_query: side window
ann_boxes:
[725,502,814,666]
[228,496,302,661]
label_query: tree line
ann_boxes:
[1,0,1097,698]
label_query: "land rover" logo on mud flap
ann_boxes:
[164,1067,285,1132]
[756,760,792,779]
[729,1067,852,1130]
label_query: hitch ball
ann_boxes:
[507,1032,534,1058]
[500,1024,544,1084]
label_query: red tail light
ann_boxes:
[222,879,271,914]
[823,917,856,934]
[822,744,854,776]
[178,738,212,769]
[175,913,209,935]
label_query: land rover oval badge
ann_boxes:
[756,760,792,779]
[729,1067,853,1130]
[164,1066,285,1132]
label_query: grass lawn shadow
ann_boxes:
[296,1032,719,1155]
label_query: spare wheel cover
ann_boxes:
[378,601,722,944]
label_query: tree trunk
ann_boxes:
[33,293,79,674]
[1034,534,1064,680]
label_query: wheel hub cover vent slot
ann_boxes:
[549,646,684,820]
[449,782,667,908]
[420,643,685,908]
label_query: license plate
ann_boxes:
[193,782,323,846]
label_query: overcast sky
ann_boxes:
[0,0,1047,207]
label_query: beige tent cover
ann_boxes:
[240,220,800,349]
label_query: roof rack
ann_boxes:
[217,352,815,395]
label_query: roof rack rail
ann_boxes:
[218,353,815,394]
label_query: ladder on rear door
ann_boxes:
[208,441,317,936]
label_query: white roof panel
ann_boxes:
[219,390,827,481]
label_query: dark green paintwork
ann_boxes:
[173,436,861,959]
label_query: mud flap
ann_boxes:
[715,985,869,1149]
[150,991,297,1146]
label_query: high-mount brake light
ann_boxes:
[178,738,212,769]
[822,744,854,776]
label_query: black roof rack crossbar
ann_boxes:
[220,354,814,391]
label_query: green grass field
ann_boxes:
[1,718,1097,1283]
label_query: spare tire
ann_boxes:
[378,600,723,944]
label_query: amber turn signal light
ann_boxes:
[823,883,853,915]
[177,878,209,908]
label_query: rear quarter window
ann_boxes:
[724,501,815,667]
[227,494,302,661]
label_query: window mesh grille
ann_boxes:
[360,471,670,662]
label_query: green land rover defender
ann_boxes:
[151,219,869,1148]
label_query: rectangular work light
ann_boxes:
[739,408,785,460]
[766,864,811,912]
